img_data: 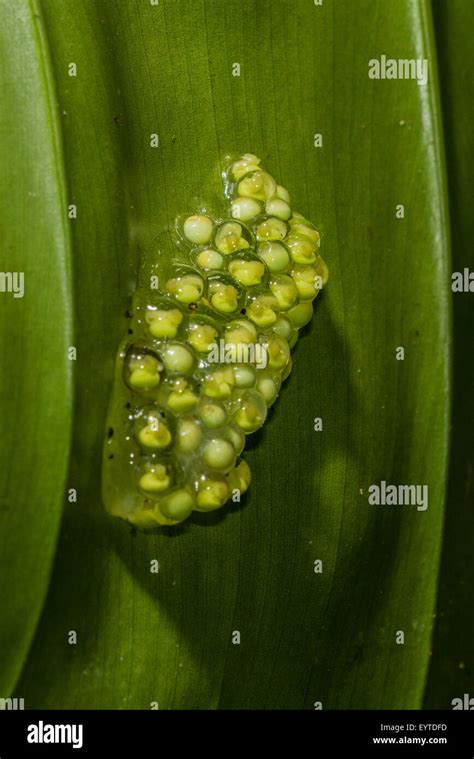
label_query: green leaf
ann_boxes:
[15,0,449,708]
[0,0,73,695]
[424,0,474,709]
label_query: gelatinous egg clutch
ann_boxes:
[102,154,328,528]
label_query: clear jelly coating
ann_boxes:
[103,153,328,528]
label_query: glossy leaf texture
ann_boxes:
[13,0,450,708]
[424,0,474,709]
[0,0,73,694]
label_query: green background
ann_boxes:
[0,0,471,709]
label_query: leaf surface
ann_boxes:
[16,0,450,709]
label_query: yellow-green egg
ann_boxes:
[246,294,279,328]
[265,198,292,221]
[256,374,280,406]
[230,196,262,222]
[127,352,162,390]
[166,274,204,304]
[196,249,225,271]
[257,241,290,272]
[202,367,236,399]
[159,489,195,521]
[286,235,318,265]
[196,478,229,511]
[161,343,195,374]
[183,214,214,245]
[139,464,171,494]
[215,222,250,254]
[209,281,239,313]
[287,300,314,329]
[269,274,299,310]
[276,185,291,203]
[227,460,251,493]
[233,390,267,433]
[266,334,290,371]
[198,402,227,429]
[237,170,277,202]
[256,217,288,241]
[165,379,199,412]
[228,258,265,287]
[187,322,219,353]
[145,307,183,339]
[203,438,236,470]
[231,153,261,180]
[138,416,172,450]
[176,417,202,452]
[233,364,257,388]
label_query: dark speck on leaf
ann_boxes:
[108,427,114,438]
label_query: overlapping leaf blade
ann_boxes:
[0,0,73,695]
[424,0,474,708]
